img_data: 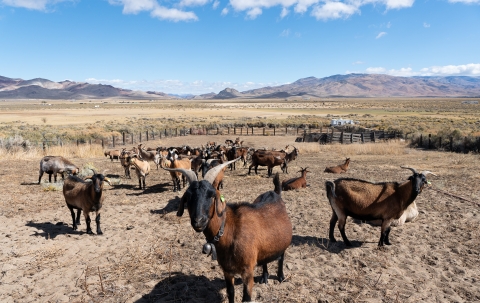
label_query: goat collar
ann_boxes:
[202,208,226,261]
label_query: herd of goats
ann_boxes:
[37,137,436,302]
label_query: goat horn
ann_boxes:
[420,170,437,177]
[162,167,198,184]
[90,169,97,175]
[104,177,112,186]
[400,166,418,174]
[204,157,241,185]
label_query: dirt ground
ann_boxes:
[1,135,479,303]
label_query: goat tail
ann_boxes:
[325,181,336,199]
[273,172,282,196]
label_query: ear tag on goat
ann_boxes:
[220,195,225,203]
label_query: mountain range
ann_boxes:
[1,74,480,100]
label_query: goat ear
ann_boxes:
[177,190,190,217]
[214,191,226,217]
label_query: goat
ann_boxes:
[248,150,286,177]
[166,149,192,192]
[119,148,134,178]
[226,146,249,170]
[225,139,234,146]
[137,144,156,162]
[62,170,111,234]
[127,154,150,190]
[325,166,436,246]
[282,146,299,173]
[324,158,351,174]
[282,167,310,191]
[104,149,120,161]
[164,160,292,303]
[38,156,79,184]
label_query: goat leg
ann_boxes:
[329,211,338,242]
[75,209,82,225]
[224,272,235,303]
[260,264,269,284]
[337,216,352,246]
[85,213,93,234]
[277,252,286,282]
[95,213,103,235]
[241,269,254,302]
[68,205,77,230]
[384,226,391,245]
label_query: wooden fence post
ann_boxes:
[285,127,288,135]
[273,126,276,136]
[372,131,376,143]
[176,128,178,137]
[263,128,266,136]
[340,132,344,144]
[439,137,442,150]
[146,130,149,141]
[450,137,453,151]
[228,127,230,135]
[419,134,422,147]
[361,133,364,143]
[131,133,134,144]
[43,141,46,152]
[428,134,431,149]
[123,132,125,145]
[140,132,142,142]
[241,128,243,135]
[350,133,353,143]
[251,127,254,135]
[112,135,115,147]
[234,128,236,135]
[152,130,155,140]
[102,139,104,149]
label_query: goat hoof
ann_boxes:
[97,231,103,235]
[87,230,94,234]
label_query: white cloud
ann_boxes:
[107,0,198,21]
[151,6,198,21]
[280,6,289,18]
[108,0,157,14]
[179,0,210,7]
[383,0,415,9]
[375,31,387,39]
[221,7,229,15]
[280,29,290,36]
[311,2,359,21]
[448,0,480,3]
[246,7,262,19]
[85,78,282,95]
[212,0,220,9]
[364,64,480,77]
[1,0,70,11]
[423,22,430,28]
[294,0,320,14]
[420,64,480,76]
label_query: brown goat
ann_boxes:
[325,166,436,246]
[127,154,151,190]
[282,167,310,191]
[137,144,156,162]
[249,150,286,177]
[166,149,192,192]
[62,170,111,234]
[165,160,292,303]
[104,149,120,161]
[324,157,350,174]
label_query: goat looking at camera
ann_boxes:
[164,158,292,303]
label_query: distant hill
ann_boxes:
[206,74,480,99]
[0,76,176,100]
[1,74,480,100]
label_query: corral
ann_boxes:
[1,134,479,303]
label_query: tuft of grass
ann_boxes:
[41,182,63,192]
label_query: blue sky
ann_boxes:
[0,0,479,94]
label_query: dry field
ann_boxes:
[1,98,480,142]
[1,134,479,303]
